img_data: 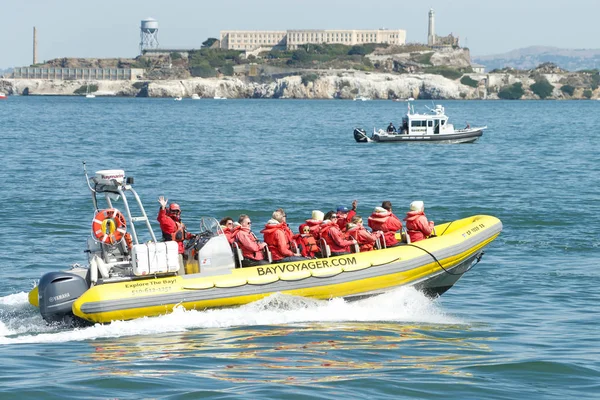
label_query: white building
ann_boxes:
[220,29,406,52]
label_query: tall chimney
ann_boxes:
[33,27,38,65]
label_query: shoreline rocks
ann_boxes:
[1,70,596,100]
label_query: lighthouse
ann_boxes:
[428,8,435,46]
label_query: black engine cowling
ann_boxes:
[38,271,89,324]
[353,128,370,143]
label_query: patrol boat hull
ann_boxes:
[354,127,484,144]
[29,215,502,324]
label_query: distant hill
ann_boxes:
[0,67,13,77]
[473,46,600,72]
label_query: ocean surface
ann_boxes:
[0,96,599,399]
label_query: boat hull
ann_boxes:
[354,128,484,143]
[63,215,502,324]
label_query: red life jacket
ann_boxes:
[296,234,319,257]
[368,210,402,247]
[304,219,323,241]
[347,225,377,252]
[163,221,187,242]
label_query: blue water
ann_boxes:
[1,97,599,399]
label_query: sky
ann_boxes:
[0,0,598,69]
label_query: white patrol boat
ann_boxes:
[354,103,487,144]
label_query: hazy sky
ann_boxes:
[0,0,597,69]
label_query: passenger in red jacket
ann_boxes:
[404,200,435,243]
[261,210,307,263]
[157,196,195,254]
[232,214,269,267]
[304,210,324,241]
[335,200,357,232]
[346,215,382,252]
[275,208,295,244]
[321,213,357,256]
[294,224,320,258]
[219,216,235,244]
[367,201,403,247]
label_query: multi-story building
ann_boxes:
[219,29,406,52]
[219,31,287,51]
[287,29,405,50]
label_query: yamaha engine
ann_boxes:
[38,271,89,325]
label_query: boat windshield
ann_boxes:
[198,217,223,236]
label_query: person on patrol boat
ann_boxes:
[261,210,307,263]
[368,201,403,247]
[157,196,195,254]
[232,214,269,267]
[346,215,382,252]
[404,200,435,243]
[387,122,397,133]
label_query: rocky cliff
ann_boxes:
[1,69,597,100]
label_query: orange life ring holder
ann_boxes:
[92,208,127,245]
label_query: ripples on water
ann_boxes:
[1,97,599,398]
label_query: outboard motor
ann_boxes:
[353,128,370,143]
[38,271,89,325]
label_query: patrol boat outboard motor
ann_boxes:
[38,271,89,325]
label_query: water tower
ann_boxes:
[140,18,159,54]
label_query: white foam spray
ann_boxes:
[0,287,462,345]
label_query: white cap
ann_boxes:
[410,201,424,212]
[312,210,324,221]
[374,206,386,213]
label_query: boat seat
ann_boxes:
[290,240,300,254]
[402,227,411,244]
[375,236,386,250]
[319,238,331,258]
[263,245,273,263]
[231,242,244,269]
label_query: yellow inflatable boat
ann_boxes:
[28,166,502,325]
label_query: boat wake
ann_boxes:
[0,287,462,345]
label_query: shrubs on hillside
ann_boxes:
[498,82,524,100]
[190,64,217,78]
[423,66,464,80]
[219,64,234,76]
[301,73,319,86]
[74,84,98,94]
[560,85,575,96]
[413,52,434,65]
[460,75,479,88]
[530,77,554,99]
